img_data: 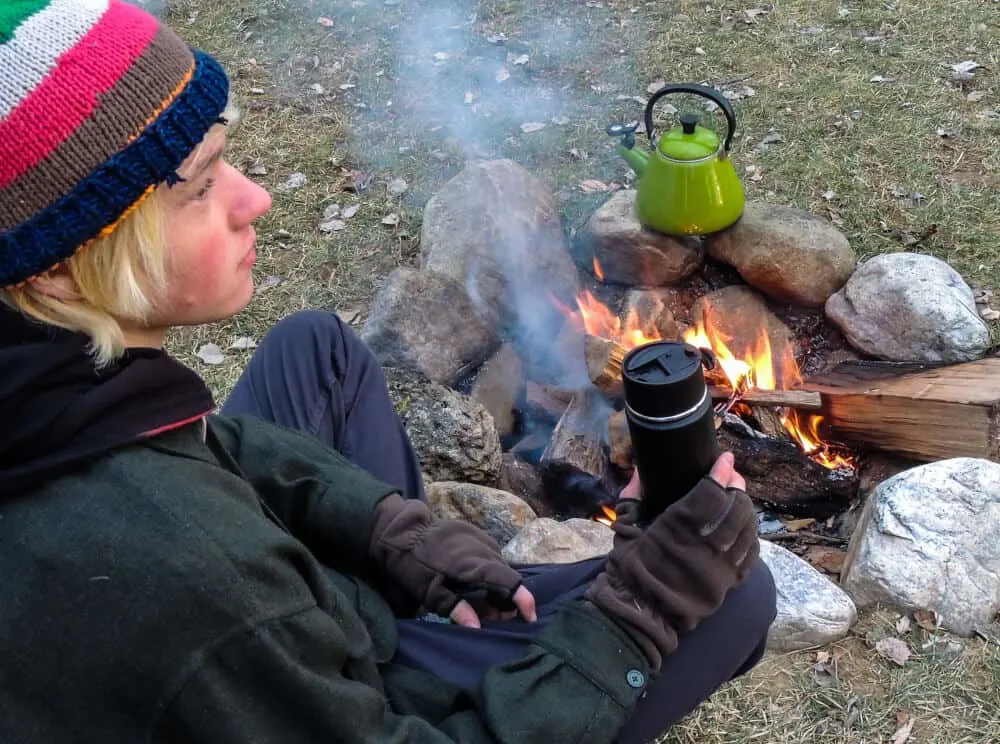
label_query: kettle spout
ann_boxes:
[617,141,648,177]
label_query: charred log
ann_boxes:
[538,388,614,517]
[717,420,857,519]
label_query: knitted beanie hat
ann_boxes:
[0,0,230,288]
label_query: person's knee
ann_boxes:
[739,557,778,640]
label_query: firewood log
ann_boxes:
[538,388,613,516]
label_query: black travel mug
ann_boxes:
[621,341,720,524]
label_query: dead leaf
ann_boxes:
[310,83,324,95]
[463,91,475,104]
[520,122,546,133]
[511,53,530,65]
[695,46,706,55]
[277,172,307,191]
[322,203,341,220]
[486,33,507,44]
[646,79,666,94]
[195,343,226,365]
[433,51,451,62]
[337,307,362,324]
[822,189,837,201]
[889,712,915,743]
[381,213,400,226]
[341,204,359,219]
[551,115,570,125]
[319,218,346,233]
[875,637,911,666]
[316,15,334,26]
[495,67,510,83]
[255,275,284,294]
[783,517,815,532]
[895,615,912,634]
[981,308,1000,321]
[760,131,784,145]
[230,336,257,350]
[387,177,408,197]
[347,171,373,193]
[579,179,610,193]
[339,83,356,90]
[812,661,838,687]
[951,60,983,74]
[815,650,831,664]
[870,74,896,83]
[803,546,846,574]
[967,90,987,102]
[247,164,268,176]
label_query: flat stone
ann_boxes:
[825,252,990,362]
[577,190,703,286]
[384,367,502,485]
[706,202,856,307]
[426,481,536,547]
[502,518,613,565]
[760,539,858,650]
[362,268,499,386]
[841,458,1000,636]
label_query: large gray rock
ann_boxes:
[841,458,1000,636]
[470,344,524,438]
[577,190,703,286]
[384,368,502,485]
[760,539,857,650]
[707,202,856,307]
[691,285,795,377]
[426,481,536,547]
[502,518,613,565]
[362,268,499,386]
[825,252,990,362]
[420,160,580,379]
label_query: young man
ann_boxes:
[0,2,776,742]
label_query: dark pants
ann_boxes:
[222,310,777,744]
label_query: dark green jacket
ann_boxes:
[0,414,651,743]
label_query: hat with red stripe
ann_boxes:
[0,0,229,287]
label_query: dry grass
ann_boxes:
[158,0,1000,737]
[662,607,1000,744]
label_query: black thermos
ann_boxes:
[622,340,720,523]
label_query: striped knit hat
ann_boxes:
[0,0,229,287]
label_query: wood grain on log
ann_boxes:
[802,359,1000,463]
[708,386,823,410]
[538,388,613,516]
[584,334,626,398]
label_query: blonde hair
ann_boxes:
[2,193,170,367]
[2,101,241,367]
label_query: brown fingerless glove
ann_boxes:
[368,494,523,618]
[585,477,759,669]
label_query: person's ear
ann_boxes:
[25,265,79,302]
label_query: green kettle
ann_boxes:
[609,83,745,236]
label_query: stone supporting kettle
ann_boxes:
[608,83,745,236]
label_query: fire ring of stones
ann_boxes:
[361,158,1000,651]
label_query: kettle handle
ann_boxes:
[644,83,736,153]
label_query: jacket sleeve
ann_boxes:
[204,414,398,568]
[153,601,651,744]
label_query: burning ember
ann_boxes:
[594,504,617,526]
[562,261,854,471]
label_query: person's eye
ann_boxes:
[194,178,215,200]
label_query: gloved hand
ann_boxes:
[586,452,759,669]
[368,494,537,628]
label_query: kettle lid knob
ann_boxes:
[679,113,699,135]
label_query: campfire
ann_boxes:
[564,276,855,472]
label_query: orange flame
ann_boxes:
[594,504,618,527]
[592,256,605,282]
[556,286,854,471]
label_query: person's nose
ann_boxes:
[227,163,272,226]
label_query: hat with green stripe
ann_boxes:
[0,0,229,287]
